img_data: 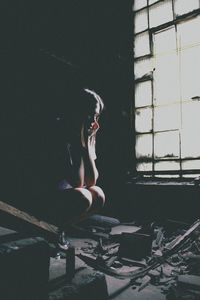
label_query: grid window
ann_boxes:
[133,1,200,178]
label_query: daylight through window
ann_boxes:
[133,0,200,178]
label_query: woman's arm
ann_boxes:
[82,136,99,187]
[63,143,85,188]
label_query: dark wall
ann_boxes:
[1,0,199,222]
[1,0,134,213]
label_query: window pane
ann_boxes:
[182,102,200,131]
[154,27,176,54]
[180,45,200,101]
[174,0,199,16]
[136,162,153,172]
[136,134,152,158]
[155,161,180,171]
[135,9,148,34]
[154,104,180,132]
[135,107,152,133]
[177,17,200,101]
[154,131,180,159]
[178,16,200,48]
[154,53,179,105]
[182,160,200,170]
[134,31,150,58]
[134,0,147,11]
[181,102,200,158]
[149,0,173,28]
[181,131,200,158]
[135,81,152,108]
[134,57,152,79]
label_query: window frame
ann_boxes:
[133,0,200,179]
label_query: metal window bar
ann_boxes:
[137,169,200,176]
[134,0,173,13]
[134,7,200,178]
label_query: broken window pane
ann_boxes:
[182,160,200,170]
[136,162,153,172]
[135,81,152,108]
[174,0,199,16]
[134,31,150,58]
[154,104,180,132]
[155,161,180,171]
[181,102,200,158]
[134,0,147,11]
[154,27,176,54]
[135,9,148,34]
[136,134,152,158]
[154,52,179,105]
[154,131,180,159]
[135,107,152,133]
[134,57,152,79]
[149,0,173,28]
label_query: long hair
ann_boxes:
[55,87,104,146]
[80,88,104,148]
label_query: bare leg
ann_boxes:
[87,185,105,212]
[57,186,105,230]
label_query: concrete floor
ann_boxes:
[49,232,167,300]
[0,226,167,300]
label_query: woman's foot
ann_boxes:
[58,231,71,251]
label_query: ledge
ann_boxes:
[126,179,200,187]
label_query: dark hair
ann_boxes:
[80,88,104,147]
[83,88,104,113]
[56,88,104,144]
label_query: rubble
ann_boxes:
[76,217,200,297]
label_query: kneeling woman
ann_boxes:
[53,88,105,237]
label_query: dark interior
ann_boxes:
[1,0,199,223]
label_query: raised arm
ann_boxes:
[82,137,99,187]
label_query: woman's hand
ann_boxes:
[88,121,99,137]
[81,121,99,148]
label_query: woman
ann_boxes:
[53,88,105,241]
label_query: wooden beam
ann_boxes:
[0,200,59,241]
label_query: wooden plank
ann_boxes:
[0,200,59,241]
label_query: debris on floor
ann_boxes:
[71,217,200,299]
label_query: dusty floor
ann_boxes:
[49,225,167,300]
[0,225,166,299]
[1,219,200,300]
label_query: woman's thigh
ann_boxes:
[87,186,105,210]
[47,188,93,225]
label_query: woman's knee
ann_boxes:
[74,187,93,211]
[88,186,105,209]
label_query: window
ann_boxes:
[133,0,200,178]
